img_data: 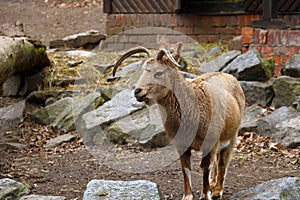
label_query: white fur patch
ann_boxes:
[219,140,230,150]
[184,168,192,189]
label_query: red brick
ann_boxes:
[274,64,283,76]
[193,27,215,35]
[241,27,254,36]
[245,15,253,26]
[289,30,300,46]
[239,15,246,27]
[287,46,300,55]
[267,30,275,44]
[273,56,281,65]
[253,29,260,44]
[281,55,292,64]
[115,14,122,26]
[281,30,289,45]
[259,30,268,44]
[241,36,251,44]
[171,14,177,27]
[262,46,273,55]
[215,27,238,35]
[212,16,225,27]
[174,27,194,35]
[274,46,288,55]
[274,30,281,44]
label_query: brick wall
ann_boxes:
[104,13,261,50]
[241,27,300,74]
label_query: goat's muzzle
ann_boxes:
[134,88,147,102]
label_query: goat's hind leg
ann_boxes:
[211,140,235,200]
[180,149,193,200]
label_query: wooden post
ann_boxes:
[103,0,112,13]
[262,0,278,20]
[175,0,182,12]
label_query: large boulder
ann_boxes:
[0,36,50,85]
[30,92,104,132]
[83,180,162,200]
[0,100,26,131]
[26,90,80,106]
[0,178,29,200]
[230,177,300,200]
[239,81,274,106]
[257,106,300,147]
[272,76,300,108]
[282,54,300,77]
[49,30,105,49]
[103,107,167,147]
[199,50,241,73]
[239,104,267,135]
[82,89,144,132]
[222,49,273,81]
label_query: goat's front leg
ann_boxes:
[180,149,193,200]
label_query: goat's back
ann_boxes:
[191,72,245,143]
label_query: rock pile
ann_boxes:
[1,33,299,199]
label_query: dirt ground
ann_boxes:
[0,1,300,200]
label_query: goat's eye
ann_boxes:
[154,71,164,78]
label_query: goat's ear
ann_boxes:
[156,49,165,61]
[172,42,182,62]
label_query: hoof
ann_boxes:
[181,194,193,200]
[212,195,221,200]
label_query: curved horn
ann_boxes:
[156,48,181,68]
[112,46,151,77]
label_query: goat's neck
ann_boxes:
[158,77,204,141]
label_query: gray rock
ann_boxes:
[199,50,241,73]
[19,73,44,96]
[230,177,300,200]
[49,30,105,49]
[0,100,26,131]
[208,46,222,56]
[20,195,66,200]
[65,50,96,58]
[239,104,267,135]
[282,54,300,77]
[257,106,300,147]
[103,107,168,147]
[273,115,300,148]
[222,49,272,81]
[26,90,79,105]
[2,75,21,97]
[0,178,29,200]
[82,89,144,131]
[44,134,76,149]
[272,76,300,108]
[30,97,73,125]
[228,36,243,51]
[83,180,162,200]
[54,92,104,132]
[239,81,274,106]
[107,60,143,81]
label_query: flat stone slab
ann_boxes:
[20,195,66,200]
[83,180,162,200]
[44,134,76,149]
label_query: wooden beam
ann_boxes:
[103,0,112,13]
[263,0,278,20]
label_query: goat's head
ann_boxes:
[113,43,183,105]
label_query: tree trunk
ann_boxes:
[0,36,50,85]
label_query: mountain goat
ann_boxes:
[112,43,245,200]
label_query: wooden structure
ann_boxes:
[103,0,300,70]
